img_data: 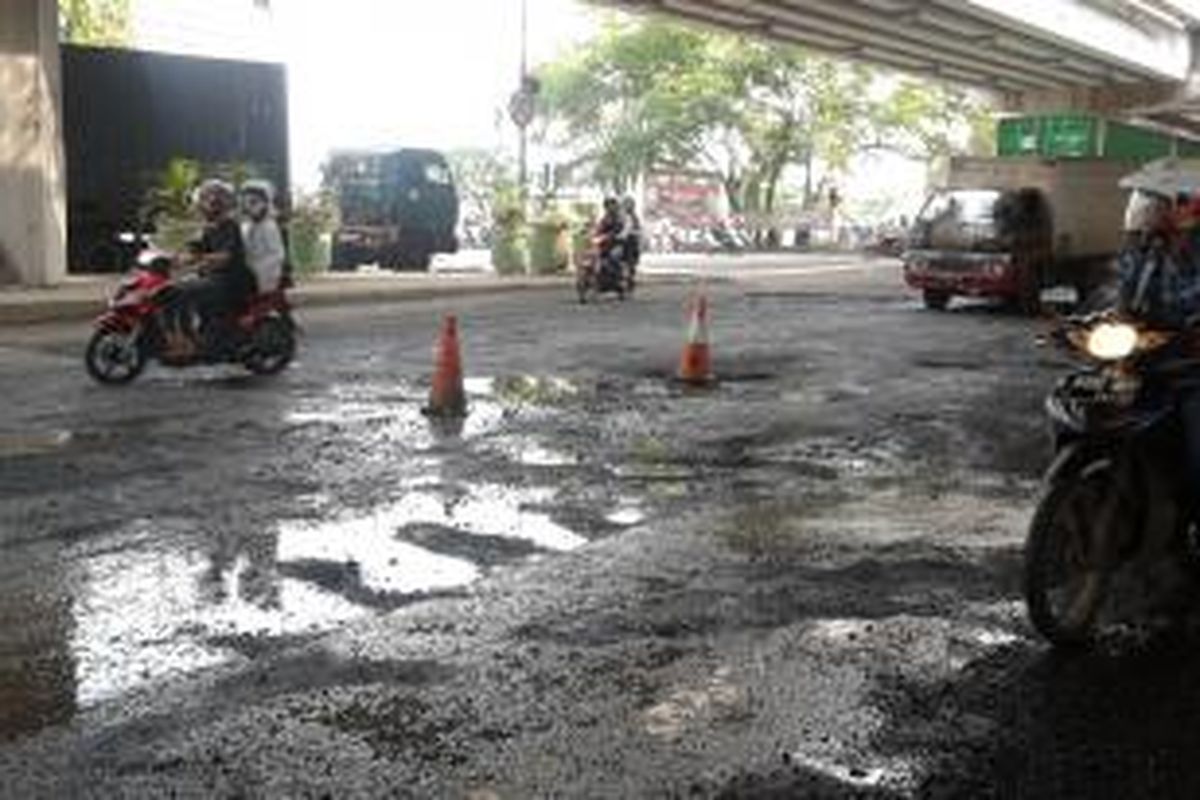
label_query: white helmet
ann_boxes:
[1123,189,1172,233]
[240,179,275,205]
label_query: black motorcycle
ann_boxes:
[1024,313,1198,646]
[1027,309,1195,647]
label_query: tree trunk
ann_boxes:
[724,173,744,215]
[803,149,814,209]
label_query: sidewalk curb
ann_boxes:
[0,274,698,327]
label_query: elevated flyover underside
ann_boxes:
[608,0,1200,135]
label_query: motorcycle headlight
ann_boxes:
[1086,323,1138,360]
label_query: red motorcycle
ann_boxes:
[85,251,297,385]
[575,233,635,304]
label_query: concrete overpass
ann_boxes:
[4,0,1200,286]
[610,1,1200,127]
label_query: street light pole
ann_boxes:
[518,0,529,197]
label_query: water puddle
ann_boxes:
[487,435,577,467]
[481,375,581,406]
[0,430,73,457]
[280,485,587,569]
[12,372,665,717]
[283,377,581,450]
[69,543,363,705]
[606,505,647,526]
[37,479,590,712]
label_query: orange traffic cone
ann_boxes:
[423,314,468,417]
[677,292,714,386]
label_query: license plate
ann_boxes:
[1068,373,1108,394]
[1041,286,1079,305]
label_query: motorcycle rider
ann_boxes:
[1117,187,1200,507]
[164,179,256,358]
[240,179,286,294]
[595,197,624,283]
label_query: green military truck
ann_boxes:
[325,148,459,272]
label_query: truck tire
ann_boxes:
[1017,264,1043,316]
[330,242,356,272]
[394,250,431,272]
[922,290,950,311]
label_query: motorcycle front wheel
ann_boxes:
[1024,454,1120,647]
[85,328,146,385]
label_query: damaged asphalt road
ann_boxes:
[3,260,1200,798]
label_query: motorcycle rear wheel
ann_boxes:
[243,317,295,376]
[1024,457,1118,647]
[85,329,146,385]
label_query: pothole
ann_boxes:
[0,430,74,457]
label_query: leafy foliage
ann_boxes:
[59,0,133,47]
[537,16,993,216]
[445,148,515,226]
[289,190,339,274]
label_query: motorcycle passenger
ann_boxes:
[164,179,255,358]
[620,196,642,276]
[1117,188,1200,507]
[240,180,286,295]
[595,197,624,284]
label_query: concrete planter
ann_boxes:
[528,221,570,275]
[491,235,527,275]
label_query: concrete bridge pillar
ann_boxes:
[0,0,65,287]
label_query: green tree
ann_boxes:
[445,147,515,227]
[867,78,995,160]
[60,0,133,47]
[538,16,993,222]
[538,18,716,192]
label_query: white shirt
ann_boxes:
[242,217,286,293]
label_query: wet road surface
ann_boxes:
[3,259,1199,798]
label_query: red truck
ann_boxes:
[903,157,1131,313]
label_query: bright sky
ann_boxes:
[277,0,599,187]
[132,0,929,217]
[134,0,601,188]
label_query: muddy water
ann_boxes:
[0,374,675,732]
[0,364,892,739]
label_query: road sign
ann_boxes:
[509,89,535,129]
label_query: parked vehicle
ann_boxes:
[84,251,296,385]
[575,233,633,304]
[903,157,1132,313]
[326,149,459,272]
[62,45,289,274]
[1024,311,1196,646]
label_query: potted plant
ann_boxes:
[528,206,572,275]
[288,190,338,276]
[491,182,527,275]
[143,157,201,252]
